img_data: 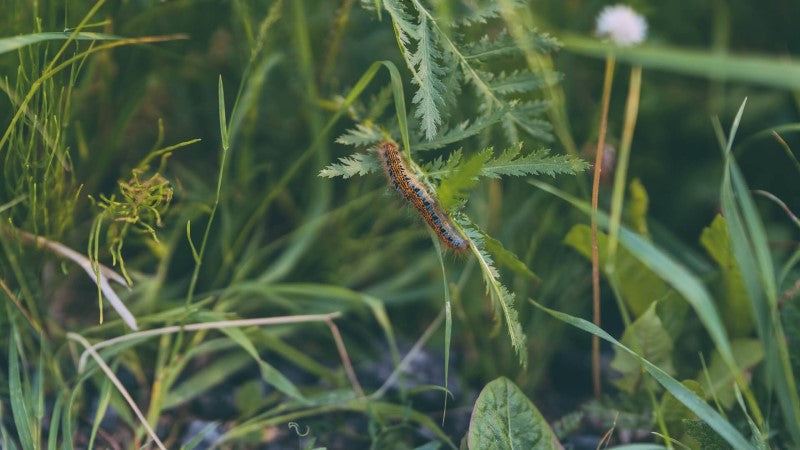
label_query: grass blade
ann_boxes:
[7,319,35,450]
[0,31,119,54]
[563,34,800,91]
[531,300,754,450]
[719,101,800,444]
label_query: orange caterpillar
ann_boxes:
[376,141,468,251]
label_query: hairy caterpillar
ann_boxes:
[376,141,468,251]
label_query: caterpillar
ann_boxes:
[376,140,468,251]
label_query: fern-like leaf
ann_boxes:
[486,70,561,95]
[413,108,506,152]
[436,148,491,210]
[426,144,587,180]
[410,14,446,140]
[482,144,589,178]
[463,30,561,60]
[336,124,384,148]
[460,220,528,366]
[458,0,527,26]
[319,153,379,179]
[384,0,450,141]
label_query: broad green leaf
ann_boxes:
[696,339,764,409]
[533,180,740,397]
[0,31,119,54]
[468,377,561,450]
[610,303,675,394]
[626,178,650,238]
[699,215,753,337]
[530,300,754,450]
[565,224,677,317]
[563,34,800,91]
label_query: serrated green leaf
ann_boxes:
[610,302,675,394]
[482,145,588,178]
[414,109,506,152]
[485,70,561,95]
[700,215,753,337]
[384,0,448,140]
[436,149,491,210]
[462,30,560,59]
[468,377,561,450]
[318,152,380,178]
[335,123,384,147]
[461,222,527,366]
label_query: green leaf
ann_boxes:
[530,300,754,450]
[683,420,731,450]
[335,123,384,147]
[534,181,739,386]
[384,0,448,140]
[8,326,35,450]
[413,109,507,152]
[318,152,380,178]
[699,215,753,336]
[564,224,680,318]
[461,223,527,367]
[719,100,800,442]
[218,326,307,402]
[696,339,764,409]
[468,377,561,450]
[626,179,650,237]
[218,75,229,152]
[163,353,251,409]
[483,233,539,282]
[661,379,705,436]
[0,31,119,54]
[610,303,675,394]
[485,70,561,95]
[463,30,560,60]
[481,145,588,179]
[436,149,491,210]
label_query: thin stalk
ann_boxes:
[607,66,643,269]
[591,55,616,398]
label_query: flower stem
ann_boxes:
[591,55,616,398]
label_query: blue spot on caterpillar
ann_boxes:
[376,141,468,251]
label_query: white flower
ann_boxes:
[595,5,647,46]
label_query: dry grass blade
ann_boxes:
[2,227,137,330]
[67,332,166,450]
